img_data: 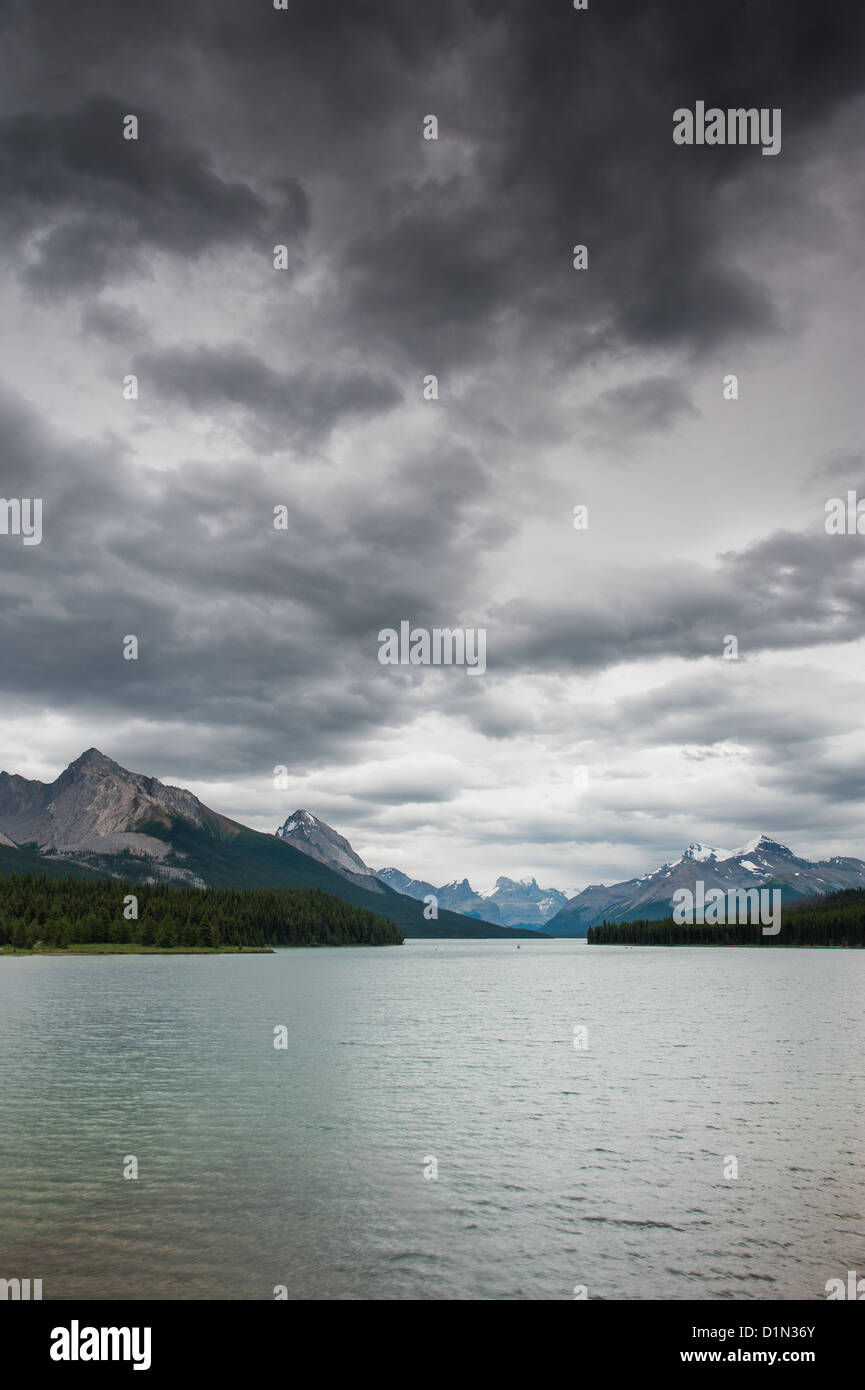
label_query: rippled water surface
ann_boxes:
[1,940,863,1299]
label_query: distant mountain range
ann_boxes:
[377,867,569,928]
[544,837,865,935]
[2,749,861,940]
[275,815,569,927]
[287,818,865,938]
[0,751,539,940]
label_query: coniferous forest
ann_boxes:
[586,888,865,947]
[0,874,404,949]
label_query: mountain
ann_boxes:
[0,750,540,939]
[437,878,503,922]
[546,835,865,936]
[480,876,570,927]
[275,809,385,891]
[274,818,567,929]
[11,755,852,945]
[377,867,568,928]
[379,868,499,920]
[0,748,236,873]
[378,866,437,900]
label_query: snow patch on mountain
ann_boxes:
[275,808,384,890]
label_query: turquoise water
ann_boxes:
[0,940,863,1299]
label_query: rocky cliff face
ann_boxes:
[0,748,234,862]
[275,809,386,892]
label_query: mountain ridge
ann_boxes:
[378,833,865,937]
[545,833,865,936]
[3,751,860,941]
[275,808,385,891]
[377,866,568,927]
[0,751,541,939]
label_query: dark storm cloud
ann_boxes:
[1,338,849,773]
[1,0,864,852]
[134,344,402,449]
[333,0,865,371]
[4,3,863,357]
[476,0,865,352]
[343,184,513,366]
[0,93,284,294]
[0,385,499,776]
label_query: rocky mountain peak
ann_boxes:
[60,748,127,783]
[680,842,728,863]
[733,833,794,858]
[0,749,223,855]
[275,808,380,886]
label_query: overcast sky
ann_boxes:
[1,0,864,892]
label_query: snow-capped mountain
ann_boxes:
[479,876,569,925]
[377,868,568,927]
[5,762,857,943]
[378,871,502,920]
[275,809,385,892]
[437,878,503,922]
[546,835,865,936]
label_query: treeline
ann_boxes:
[586,887,865,946]
[0,874,403,948]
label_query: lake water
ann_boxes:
[0,940,862,1300]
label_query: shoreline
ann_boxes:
[0,944,275,955]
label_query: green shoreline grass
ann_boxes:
[0,943,274,955]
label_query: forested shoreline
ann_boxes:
[586,887,865,946]
[0,874,404,949]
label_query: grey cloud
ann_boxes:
[0,385,496,776]
[760,755,865,805]
[582,377,699,452]
[134,344,402,449]
[344,184,513,366]
[589,674,852,755]
[492,531,865,678]
[0,94,281,294]
[332,0,865,373]
[807,449,865,487]
[359,784,458,806]
[1,0,864,879]
[81,299,152,346]
[3,4,863,363]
